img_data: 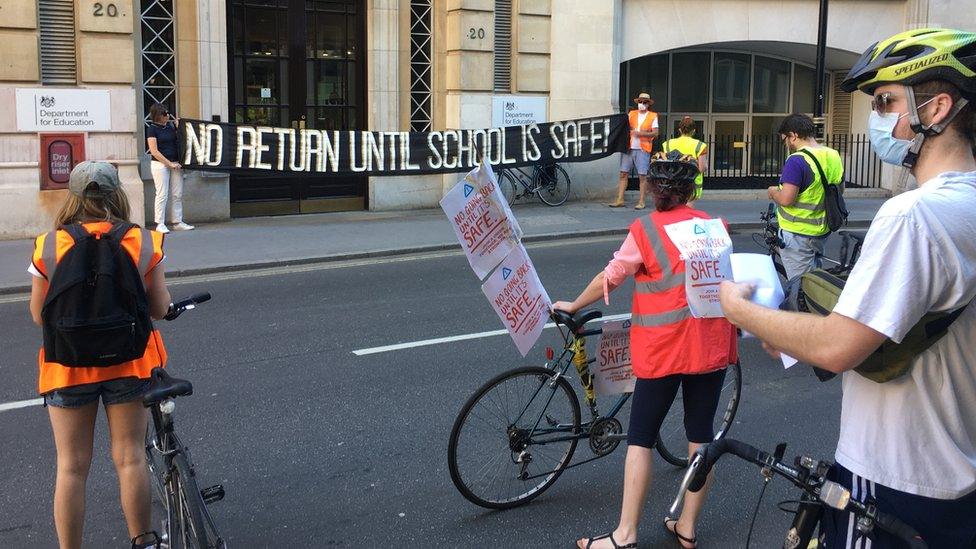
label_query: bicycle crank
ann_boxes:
[589,417,623,456]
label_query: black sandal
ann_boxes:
[131,531,161,549]
[577,531,638,549]
[663,518,697,548]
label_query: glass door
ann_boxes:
[709,117,748,176]
[228,0,365,217]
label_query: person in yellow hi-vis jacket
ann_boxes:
[661,117,707,205]
[767,113,843,281]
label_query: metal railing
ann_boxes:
[642,134,884,189]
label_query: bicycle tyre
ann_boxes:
[655,361,742,467]
[448,366,581,509]
[498,170,518,206]
[171,452,214,549]
[536,164,571,206]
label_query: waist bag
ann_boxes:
[793,268,968,383]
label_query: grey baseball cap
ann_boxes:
[68,161,121,197]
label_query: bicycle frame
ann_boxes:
[504,165,541,194]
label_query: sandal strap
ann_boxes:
[131,531,160,549]
[584,532,638,549]
[664,518,698,546]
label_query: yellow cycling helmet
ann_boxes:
[841,28,976,96]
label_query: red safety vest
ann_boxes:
[628,206,738,378]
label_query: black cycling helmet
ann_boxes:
[648,150,699,188]
[840,28,976,97]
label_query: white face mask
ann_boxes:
[637,103,648,112]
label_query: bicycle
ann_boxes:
[752,202,867,283]
[497,162,572,207]
[447,309,742,509]
[670,438,927,548]
[144,292,226,549]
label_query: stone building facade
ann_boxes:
[0,0,972,238]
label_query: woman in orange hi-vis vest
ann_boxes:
[555,153,738,549]
[28,162,172,549]
[610,92,659,210]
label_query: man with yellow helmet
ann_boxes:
[719,28,976,548]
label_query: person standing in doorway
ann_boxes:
[611,92,659,210]
[662,116,708,205]
[767,114,843,280]
[146,103,193,234]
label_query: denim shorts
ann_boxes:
[44,377,152,408]
[619,149,651,176]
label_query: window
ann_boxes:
[712,53,750,113]
[39,0,77,84]
[627,54,669,112]
[670,52,710,112]
[142,0,178,121]
[409,0,433,131]
[753,56,791,113]
[793,65,815,113]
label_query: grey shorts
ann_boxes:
[44,377,151,408]
[619,149,651,176]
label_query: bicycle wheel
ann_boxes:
[448,366,581,509]
[536,164,571,206]
[655,361,742,467]
[497,170,518,206]
[171,452,222,548]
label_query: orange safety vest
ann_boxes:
[32,222,167,394]
[628,110,658,153]
[628,206,738,378]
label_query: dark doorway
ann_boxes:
[227,0,366,216]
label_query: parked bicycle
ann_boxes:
[671,438,926,548]
[144,292,226,549]
[447,309,741,509]
[498,162,572,206]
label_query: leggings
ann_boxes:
[627,368,727,448]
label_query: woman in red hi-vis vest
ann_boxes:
[554,152,738,549]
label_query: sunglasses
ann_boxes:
[871,92,937,115]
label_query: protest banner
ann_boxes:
[663,218,733,318]
[594,319,636,396]
[440,160,522,280]
[177,114,628,177]
[481,244,551,357]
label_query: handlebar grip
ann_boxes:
[688,439,766,492]
[188,292,211,304]
[874,511,927,548]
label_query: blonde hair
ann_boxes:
[54,187,132,228]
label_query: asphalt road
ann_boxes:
[0,234,846,548]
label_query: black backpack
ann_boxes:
[41,222,153,367]
[798,148,849,232]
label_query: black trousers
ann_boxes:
[627,368,727,449]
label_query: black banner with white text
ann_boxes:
[178,114,627,177]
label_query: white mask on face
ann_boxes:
[637,103,648,112]
[868,96,936,166]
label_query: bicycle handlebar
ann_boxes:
[670,438,927,548]
[163,292,211,321]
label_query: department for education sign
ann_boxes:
[15,88,111,132]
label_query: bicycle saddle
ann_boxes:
[142,367,193,406]
[551,308,602,333]
[837,229,868,244]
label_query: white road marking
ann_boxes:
[0,398,43,412]
[352,313,632,356]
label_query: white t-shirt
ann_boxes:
[630,112,658,150]
[832,170,976,499]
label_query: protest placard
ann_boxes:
[594,319,636,396]
[481,244,551,357]
[440,160,523,280]
[663,218,733,318]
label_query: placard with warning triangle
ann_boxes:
[480,243,552,356]
[439,159,523,280]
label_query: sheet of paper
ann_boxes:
[729,253,798,368]
[481,244,552,357]
[439,160,522,280]
[663,218,734,318]
[594,319,636,396]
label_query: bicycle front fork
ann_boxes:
[785,493,823,549]
[571,337,598,414]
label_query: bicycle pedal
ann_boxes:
[201,484,225,504]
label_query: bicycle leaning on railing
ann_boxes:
[670,438,927,548]
[497,162,572,207]
[447,309,742,509]
[143,292,226,549]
